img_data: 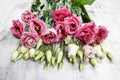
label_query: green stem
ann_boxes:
[80,6,91,23]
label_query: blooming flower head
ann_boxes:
[64,15,81,35]
[75,21,96,44]
[42,28,59,44]
[20,32,39,48]
[67,43,79,57]
[94,26,109,44]
[21,10,38,25]
[30,19,46,38]
[55,22,67,41]
[52,7,72,22]
[10,20,25,38]
[82,45,95,60]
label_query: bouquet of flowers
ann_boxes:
[10,0,113,71]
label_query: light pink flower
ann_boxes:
[64,15,81,35]
[94,26,109,44]
[42,28,59,44]
[10,20,25,38]
[75,21,96,44]
[55,22,67,41]
[52,7,72,22]
[20,32,39,48]
[21,10,38,25]
[82,45,95,60]
[30,19,46,38]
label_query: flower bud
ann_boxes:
[19,45,28,54]
[40,56,45,62]
[44,62,51,69]
[46,50,52,63]
[72,56,77,64]
[89,58,98,67]
[94,45,104,59]
[16,53,24,60]
[77,49,83,60]
[11,50,19,62]
[23,51,30,60]
[106,52,114,61]
[56,50,63,63]
[79,63,83,72]
[100,43,109,53]
[36,39,43,49]
[34,51,44,61]
[29,48,36,58]
[67,43,79,57]
[58,61,64,69]
[51,57,56,67]
[64,36,73,45]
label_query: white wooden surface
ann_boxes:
[0,0,120,80]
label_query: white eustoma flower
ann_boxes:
[67,43,79,56]
[29,48,36,57]
[94,45,104,58]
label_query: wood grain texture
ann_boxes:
[0,0,120,80]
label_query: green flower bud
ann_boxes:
[36,39,43,49]
[89,58,98,67]
[23,51,30,60]
[58,61,64,69]
[56,50,63,63]
[46,50,52,63]
[34,51,44,61]
[51,57,56,67]
[16,53,24,61]
[35,50,39,56]
[79,63,83,72]
[19,45,28,54]
[40,56,45,62]
[11,50,19,62]
[69,57,72,63]
[44,62,51,70]
[29,48,36,58]
[77,49,83,60]
[106,52,114,61]
[72,56,77,64]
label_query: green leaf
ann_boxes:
[71,0,95,6]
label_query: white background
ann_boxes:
[0,0,120,80]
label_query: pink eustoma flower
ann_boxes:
[64,15,81,35]
[75,21,96,44]
[30,19,46,38]
[55,22,67,41]
[10,20,25,38]
[94,26,109,44]
[42,28,59,44]
[52,7,72,22]
[20,32,39,48]
[21,10,38,25]
[82,45,95,60]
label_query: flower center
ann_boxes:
[35,26,41,31]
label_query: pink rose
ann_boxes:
[52,7,72,22]
[75,21,96,44]
[64,15,81,35]
[42,28,59,44]
[82,45,95,60]
[94,26,109,44]
[30,19,46,38]
[55,22,67,41]
[21,10,38,25]
[20,32,39,48]
[10,20,25,38]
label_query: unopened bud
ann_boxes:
[34,51,44,61]
[89,58,98,67]
[106,52,114,61]
[36,39,43,49]
[46,50,52,63]
[29,48,36,58]
[11,50,19,62]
